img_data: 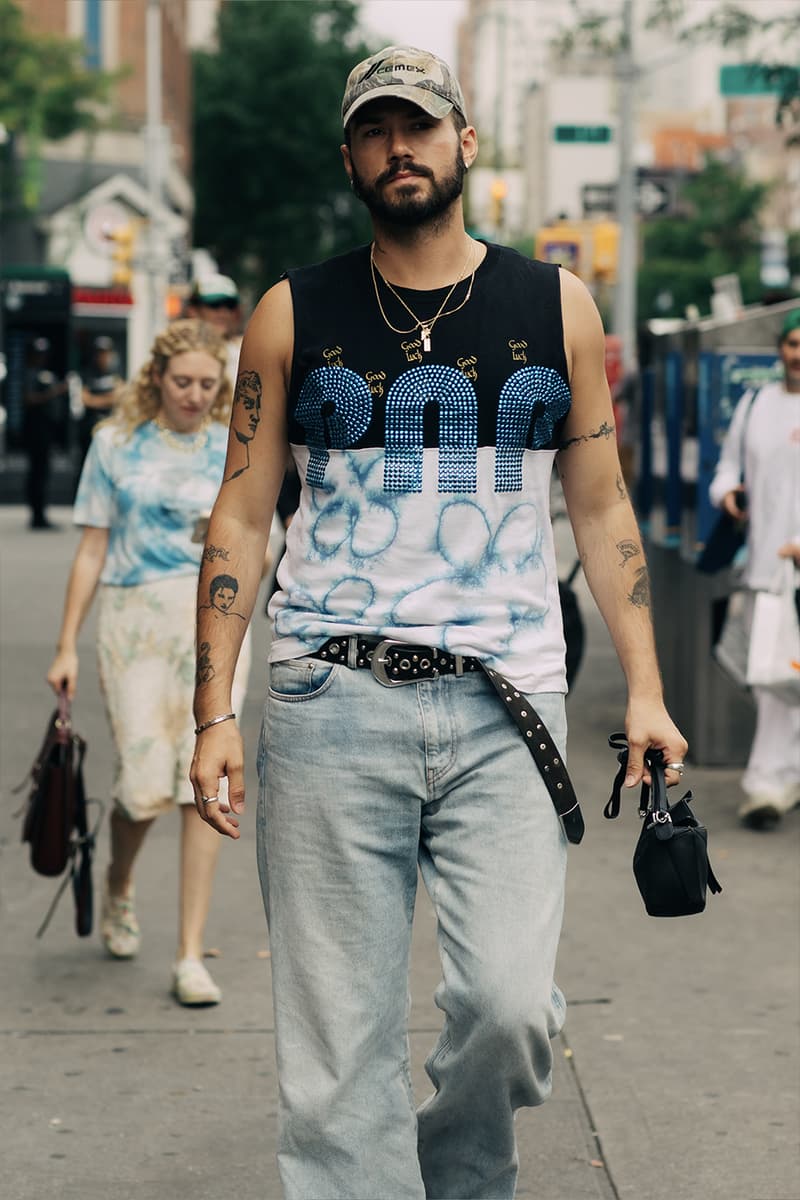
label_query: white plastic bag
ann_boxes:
[746,560,800,705]
[713,588,752,691]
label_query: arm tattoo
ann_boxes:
[617,539,640,566]
[196,641,215,684]
[203,543,230,564]
[224,369,262,482]
[199,573,246,620]
[628,566,651,608]
[558,420,615,451]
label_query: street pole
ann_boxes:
[145,0,166,347]
[493,0,506,237]
[613,0,637,374]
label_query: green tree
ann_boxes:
[0,0,116,211]
[193,0,372,287]
[638,158,768,319]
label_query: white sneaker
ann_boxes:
[172,957,222,1006]
[738,785,798,830]
[101,881,141,959]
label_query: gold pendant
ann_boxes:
[421,325,431,353]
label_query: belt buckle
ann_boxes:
[371,639,435,687]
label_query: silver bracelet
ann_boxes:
[194,712,236,735]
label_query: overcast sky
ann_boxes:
[360,0,465,65]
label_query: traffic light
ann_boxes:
[108,223,135,287]
[490,178,507,229]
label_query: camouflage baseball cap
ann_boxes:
[342,45,467,129]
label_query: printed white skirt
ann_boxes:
[97,574,252,821]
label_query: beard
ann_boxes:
[351,148,467,229]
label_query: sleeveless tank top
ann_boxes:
[269,242,572,693]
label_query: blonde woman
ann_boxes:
[47,320,250,1005]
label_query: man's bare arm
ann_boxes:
[556,268,686,784]
[190,280,294,836]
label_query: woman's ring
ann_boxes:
[201,795,219,805]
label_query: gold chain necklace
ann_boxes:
[369,242,477,353]
[153,414,211,454]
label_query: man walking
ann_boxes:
[191,45,687,1200]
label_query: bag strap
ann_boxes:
[736,388,759,485]
[480,665,584,844]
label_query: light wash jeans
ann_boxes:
[256,658,568,1200]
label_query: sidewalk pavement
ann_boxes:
[1,504,798,1200]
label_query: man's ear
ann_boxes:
[341,143,353,180]
[461,125,478,170]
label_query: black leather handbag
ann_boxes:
[14,691,103,938]
[605,734,722,917]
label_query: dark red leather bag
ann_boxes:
[16,691,101,937]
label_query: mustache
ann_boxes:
[378,160,433,186]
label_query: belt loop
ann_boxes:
[346,635,359,669]
[454,654,464,677]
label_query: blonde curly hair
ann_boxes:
[105,319,232,438]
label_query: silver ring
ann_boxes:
[665,762,685,772]
[201,795,219,805]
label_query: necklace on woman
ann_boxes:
[369,241,477,353]
[153,415,211,454]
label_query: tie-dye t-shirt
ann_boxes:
[74,419,228,586]
[269,243,572,694]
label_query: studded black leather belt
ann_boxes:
[314,635,584,845]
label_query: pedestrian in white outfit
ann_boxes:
[709,308,800,828]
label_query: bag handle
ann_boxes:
[604,733,672,837]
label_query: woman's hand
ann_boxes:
[778,542,800,566]
[721,486,747,520]
[47,648,78,699]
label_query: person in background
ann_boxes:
[46,319,251,1005]
[709,308,800,829]
[186,273,243,385]
[75,335,123,484]
[23,335,69,530]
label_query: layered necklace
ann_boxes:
[369,240,478,353]
[154,414,211,454]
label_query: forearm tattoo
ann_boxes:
[558,420,615,451]
[196,641,215,684]
[617,539,640,566]
[203,543,230,563]
[224,369,262,482]
[199,572,245,620]
[628,566,651,608]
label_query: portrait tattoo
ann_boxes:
[628,566,651,608]
[196,641,215,685]
[224,369,262,482]
[558,420,615,451]
[203,543,230,564]
[617,539,640,567]
[199,573,245,620]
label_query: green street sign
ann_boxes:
[719,63,794,96]
[553,124,613,144]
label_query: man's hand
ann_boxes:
[624,698,689,790]
[190,723,246,839]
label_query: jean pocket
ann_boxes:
[268,657,340,702]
